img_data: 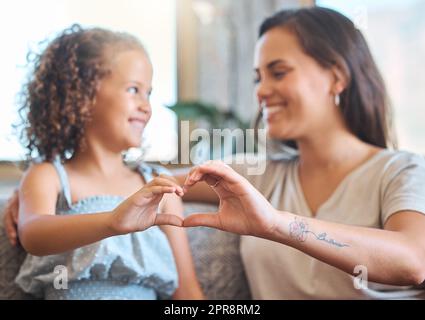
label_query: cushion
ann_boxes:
[0,199,251,300]
[0,197,32,299]
[183,202,251,300]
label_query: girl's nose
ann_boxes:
[138,92,151,113]
[139,102,151,115]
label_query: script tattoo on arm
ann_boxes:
[289,217,349,248]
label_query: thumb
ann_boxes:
[183,212,221,229]
[132,189,165,207]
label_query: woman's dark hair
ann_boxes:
[18,24,146,162]
[255,7,396,149]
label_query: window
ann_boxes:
[318,0,425,154]
[0,0,178,161]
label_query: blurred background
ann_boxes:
[1,0,424,195]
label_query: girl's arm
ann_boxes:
[3,170,205,248]
[19,163,183,256]
[159,191,205,299]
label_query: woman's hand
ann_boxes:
[3,189,20,246]
[182,160,279,238]
[110,175,185,235]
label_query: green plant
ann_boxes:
[167,100,251,162]
[166,100,249,130]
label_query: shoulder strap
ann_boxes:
[136,162,172,183]
[51,157,72,208]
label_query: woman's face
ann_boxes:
[87,49,153,151]
[254,27,343,141]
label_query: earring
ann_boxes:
[334,94,340,106]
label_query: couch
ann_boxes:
[0,198,252,300]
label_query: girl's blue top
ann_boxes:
[15,159,178,299]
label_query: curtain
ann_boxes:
[193,0,313,123]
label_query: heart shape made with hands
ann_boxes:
[178,160,277,236]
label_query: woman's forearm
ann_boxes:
[268,211,425,286]
[19,212,116,256]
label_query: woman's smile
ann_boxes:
[262,104,287,123]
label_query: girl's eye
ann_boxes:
[128,87,139,94]
[253,77,260,85]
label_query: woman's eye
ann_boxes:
[274,72,287,79]
[128,87,139,94]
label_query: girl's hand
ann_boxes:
[182,160,279,238]
[3,189,20,246]
[110,175,185,235]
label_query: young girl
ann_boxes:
[14,24,203,300]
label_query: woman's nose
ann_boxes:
[256,79,274,101]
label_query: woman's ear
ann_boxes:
[331,64,348,95]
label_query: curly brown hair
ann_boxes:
[18,24,147,162]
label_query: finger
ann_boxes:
[158,174,178,183]
[10,202,19,225]
[7,229,17,246]
[183,167,201,187]
[185,161,239,188]
[146,177,184,196]
[143,186,177,198]
[183,168,214,188]
[186,175,222,197]
[4,213,17,246]
[132,186,175,207]
[154,214,183,227]
[12,206,19,225]
[204,175,221,188]
[6,189,20,225]
[157,174,185,196]
[183,172,215,194]
[183,212,222,229]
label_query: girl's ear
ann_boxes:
[331,64,348,95]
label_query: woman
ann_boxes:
[181,7,425,299]
[5,7,425,299]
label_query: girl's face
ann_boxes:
[254,27,344,142]
[87,49,153,151]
